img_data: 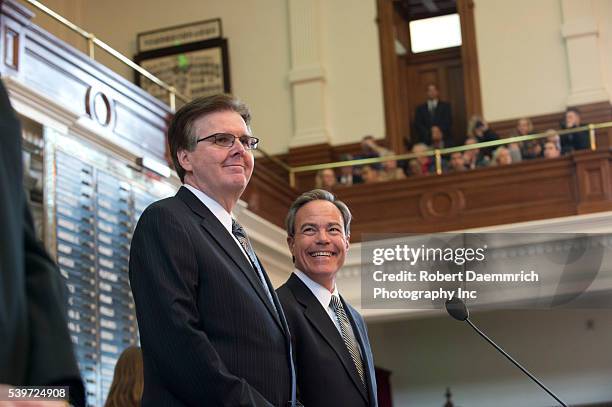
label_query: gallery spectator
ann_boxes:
[492,146,513,166]
[467,115,499,158]
[410,143,434,175]
[560,107,590,154]
[336,153,362,186]
[380,152,407,181]
[413,83,452,147]
[463,137,490,169]
[520,118,543,160]
[448,152,467,172]
[315,168,337,191]
[430,125,453,149]
[543,141,561,159]
[545,129,561,151]
[361,165,380,183]
[358,135,389,170]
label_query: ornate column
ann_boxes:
[560,0,609,106]
[287,0,330,148]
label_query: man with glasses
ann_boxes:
[129,94,298,406]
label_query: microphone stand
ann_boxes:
[465,317,568,407]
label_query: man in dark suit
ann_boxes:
[277,189,378,407]
[413,83,452,147]
[0,78,85,406]
[129,94,298,406]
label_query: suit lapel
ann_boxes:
[176,187,283,332]
[288,274,369,403]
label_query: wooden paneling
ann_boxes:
[457,0,482,118]
[242,163,298,228]
[254,151,612,241]
[0,0,171,165]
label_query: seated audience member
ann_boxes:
[358,135,389,170]
[410,143,434,175]
[361,165,380,183]
[448,152,467,172]
[545,129,561,151]
[492,146,513,166]
[560,107,590,154]
[315,168,337,191]
[543,140,561,159]
[463,137,490,169]
[104,346,144,407]
[467,115,499,158]
[336,153,362,186]
[380,152,407,181]
[430,125,452,149]
[516,117,542,160]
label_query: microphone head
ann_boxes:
[445,297,469,321]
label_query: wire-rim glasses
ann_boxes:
[196,133,259,150]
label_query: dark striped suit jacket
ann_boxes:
[129,186,294,406]
[277,273,378,407]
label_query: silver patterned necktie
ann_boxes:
[330,295,366,388]
[231,219,277,312]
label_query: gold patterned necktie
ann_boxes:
[330,295,366,387]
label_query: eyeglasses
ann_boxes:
[196,133,259,150]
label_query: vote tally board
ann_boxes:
[33,128,176,407]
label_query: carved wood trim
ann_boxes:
[457,0,483,118]
[376,0,404,154]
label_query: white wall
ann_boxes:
[473,0,571,121]
[320,0,385,145]
[594,0,612,101]
[21,0,611,153]
[368,308,612,407]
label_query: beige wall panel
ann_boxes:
[321,0,385,146]
[474,0,570,121]
[81,0,293,154]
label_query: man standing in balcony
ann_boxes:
[277,189,378,407]
[413,83,452,147]
[129,94,297,406]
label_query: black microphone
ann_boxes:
[445,297,568,407]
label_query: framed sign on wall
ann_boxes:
[134,19,230,109]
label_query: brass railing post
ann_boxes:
[87,33,95,59]
[169,87,177,112]
[589,123,596,150]
[434,149,442,175]
[289,171,296,189]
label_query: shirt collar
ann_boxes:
[294,268,339,310]
[184,184,233,234]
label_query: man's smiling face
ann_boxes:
[288,200,349,291]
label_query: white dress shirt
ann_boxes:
[183,184,250,263]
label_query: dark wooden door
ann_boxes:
[406,47,467,147]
